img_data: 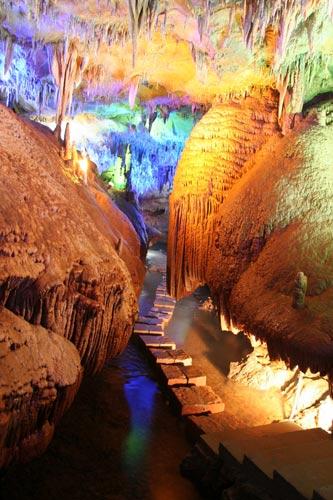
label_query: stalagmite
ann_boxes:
[63,121,72,160]
[292,271,308,309]
[0,104,145,376]
[0,307,82,469]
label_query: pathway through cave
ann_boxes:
[0,246,200,500]
[0,244,285,500]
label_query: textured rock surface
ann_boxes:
[217,122,333,374]
[0,306,82,468]
[168,96,333,376]
[168,90,280,298]
[0,104,146,468]
[0,104,145,375]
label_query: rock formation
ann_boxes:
[168,102,333,377]
[0,307,82,469]
[168,90,280,298]
[0,104,145,466]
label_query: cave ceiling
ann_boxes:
[1,0,333,111]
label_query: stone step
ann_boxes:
[137,316,164,326]
[199,421,302,458]
[161,364,187,385]
[138,335,176,350]
[221,427,329,468]
[149,348,192,366]
[243,438,333,492]
[274,456,333,500]
[185,413,227,444]
[150,307,173,317]
[154,294,176,302]
[161,364,206,387]
[133,324,164,336]
[172,385,225,416]
[313,484,333,500]
[153,299,176,309]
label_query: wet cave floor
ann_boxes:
[0,244,285,500]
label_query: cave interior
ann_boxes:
[0,1,333,499]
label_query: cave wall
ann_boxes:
[0,104,145,467]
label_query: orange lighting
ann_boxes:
[317,397,333,432]
[79,155,89,185]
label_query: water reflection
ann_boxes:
[122,374,157,475]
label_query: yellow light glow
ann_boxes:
[79,156,89,185]
[317,397,333,432]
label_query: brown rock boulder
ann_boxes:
[0,306,82,468]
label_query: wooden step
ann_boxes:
[149,348,192,366]
[133,324,164,336]
[274,455,333,500]
[161,364,206,387]
[172,385,225,416]
[138,335,176,350]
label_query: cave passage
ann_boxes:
[1,2,333,500]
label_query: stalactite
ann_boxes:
[127,0,158,67]
[51,40,88,138]
[4,37,13,76]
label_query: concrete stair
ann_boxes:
[161,364,207,387]
[138,335,176,350]
[200,422,333,499]
[172,385,225,416]
[149,348,193,366]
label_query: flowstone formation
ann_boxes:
[0,105,145,466]
[168,104,333,380]
[0,307,82,469]
[168,89,280,298]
